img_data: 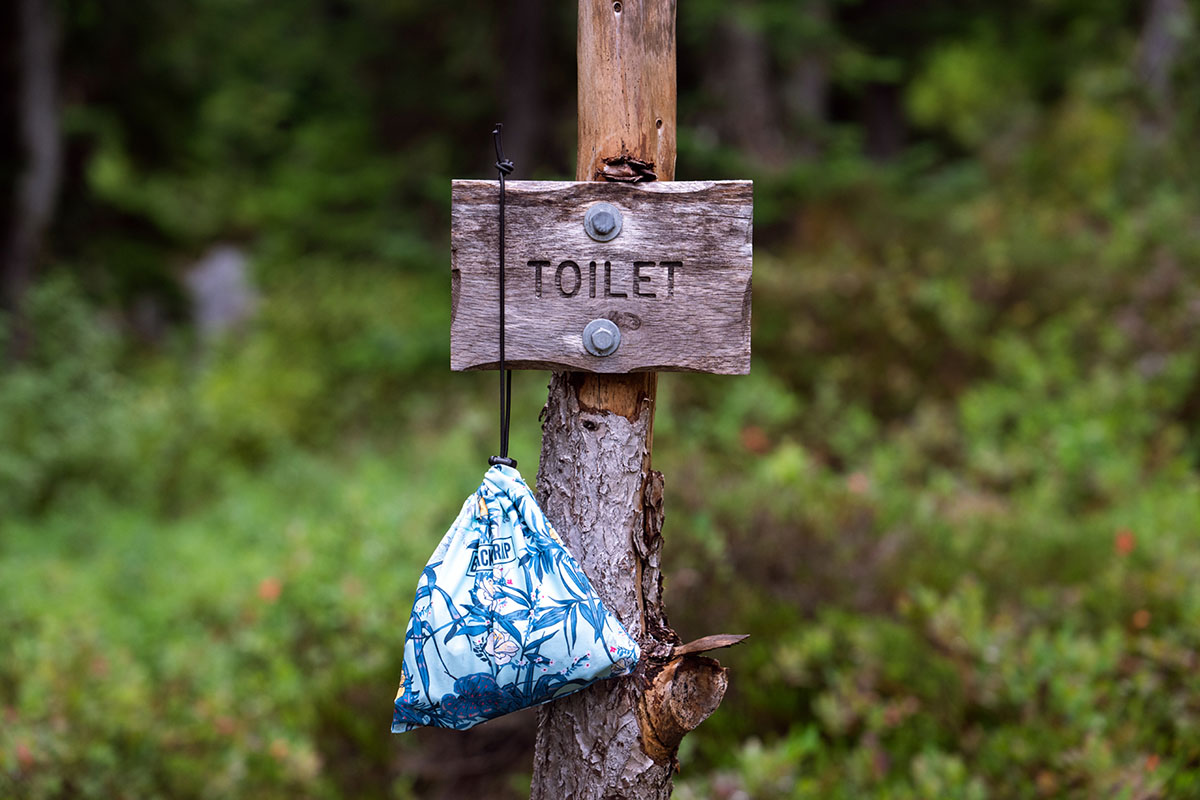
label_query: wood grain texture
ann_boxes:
[450,179,752,374]
[569,0,677,438]
[577,0,676,182]
[529,2,722,799]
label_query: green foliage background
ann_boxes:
[3,0,1200,797]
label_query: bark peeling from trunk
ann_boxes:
[532,372,674,799]
[532,373,736,799]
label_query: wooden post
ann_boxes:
[530,1,737,797]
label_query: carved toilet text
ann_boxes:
[529,260,680,299]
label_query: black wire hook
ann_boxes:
[494,125,514,177]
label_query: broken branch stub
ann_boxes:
[636,655,729,763]
[599,155,658,182]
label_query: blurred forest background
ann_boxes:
[3,0,1200,797]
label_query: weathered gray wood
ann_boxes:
[450,179,752,375]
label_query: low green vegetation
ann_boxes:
[6,142,1200,796]
[664,160,1200,796]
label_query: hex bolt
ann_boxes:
[591,209,616,236]
[583,318,621,357]
[583,202,623,242]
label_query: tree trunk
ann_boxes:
[1135,0,1193,143]
[705,2,787,166]
[2,0,60,359]
[504,0,549,174]
[862,81,905,161]
[530,2,733,798]
[781,0,830,160]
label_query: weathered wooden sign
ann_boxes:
[450,180,752,374]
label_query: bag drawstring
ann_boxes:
[489,124,517,469]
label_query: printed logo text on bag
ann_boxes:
[468,536,517,574]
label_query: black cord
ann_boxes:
[489,124,517,469]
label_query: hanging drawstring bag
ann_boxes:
[392,464,640,732]
[391,127,640,732]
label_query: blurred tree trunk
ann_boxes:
[504,0,549,173]
[705,3,786,166]
[1135,0,1193,142]
[863,81,905,161]
[3,0,60,360]
[781,0,830,159]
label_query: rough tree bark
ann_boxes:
[2,0,60,359]
[530,2,740,798]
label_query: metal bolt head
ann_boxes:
[583,318,621,356]
[591,209,616,235]
[584,202,623,242]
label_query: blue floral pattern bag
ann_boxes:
[392,464,640,732]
